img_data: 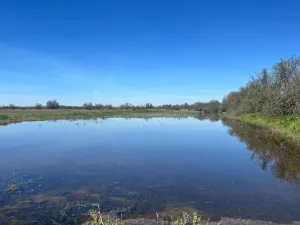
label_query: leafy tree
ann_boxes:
[95,103,104,109]
[35,103,43,109]
[222,55,300,116]
[145,103,153,109]
[83,102,93,110]
[46,99,60,109]
[104,104,113,109]
[9,104,16,109]
[120,103,133,109]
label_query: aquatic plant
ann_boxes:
[7,170,18,194]
[159,212,218,225]
[83,207,124,225]
[0,170,19,203]
[82,211,217,225]
[8,184,17,194]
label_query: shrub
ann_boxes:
[222,55,300,116]
[83,102,94,110]
[104,104,113,109]
[35,103,43,109]
[95,104,104,109]
[0,115,9,120]
[46,99,60,109]
[145,103,154,109]
[8,104,16,109]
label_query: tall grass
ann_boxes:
[0,115,9,120]
[83,210,123,225]
[82,210,218,225]
[226,113,300,140]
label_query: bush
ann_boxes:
[119,103,133,109]
[145,103,154,109]
[46,99,60,109]
[104,104,113,109]
[8,104,16,109]
[222,55,300,116]
[95,104,104,109]
[83,102,93,110]
[0,115,9,120]
[35,103,43,109]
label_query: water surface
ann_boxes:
[0,117,300,224]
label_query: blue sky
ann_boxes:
[0,0,300,106]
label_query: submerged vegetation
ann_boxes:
[7,170,18,194]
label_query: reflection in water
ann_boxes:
[222,119,300,186]
[1,117,300,224]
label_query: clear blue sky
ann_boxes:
[0,0,299,106]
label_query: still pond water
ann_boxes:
[0,117,300,224]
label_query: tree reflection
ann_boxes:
[222,118,300,186]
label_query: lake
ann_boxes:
[0,117,300,224]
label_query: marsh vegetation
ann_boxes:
[222,56,300,116]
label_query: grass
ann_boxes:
[0,115,9,120]
[160,212,217,225]
[82,210,217,225]
[224,113,300,141]
[83,210,123,225]
[0,109,198,125]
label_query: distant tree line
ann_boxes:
[6,56,298,117]
[0,100,221,114]
[222,55,300,116]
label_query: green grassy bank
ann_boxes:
[0,109,198,125]
[225,113,300,140]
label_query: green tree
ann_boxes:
[46,99,60,109]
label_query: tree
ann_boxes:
[8,104,16,109]
[104,104,113,109]
[120,103,133,109]
[261,68,269,85]
[46,99,60,109]
[95,103,104,109]
[145,103,153,109]
[35,103,43,109]
[273,56,300,90]
[222,55,300,116]
[83,102,93,110]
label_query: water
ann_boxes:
[0,117,300,224]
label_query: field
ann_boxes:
[0,109,198,125]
